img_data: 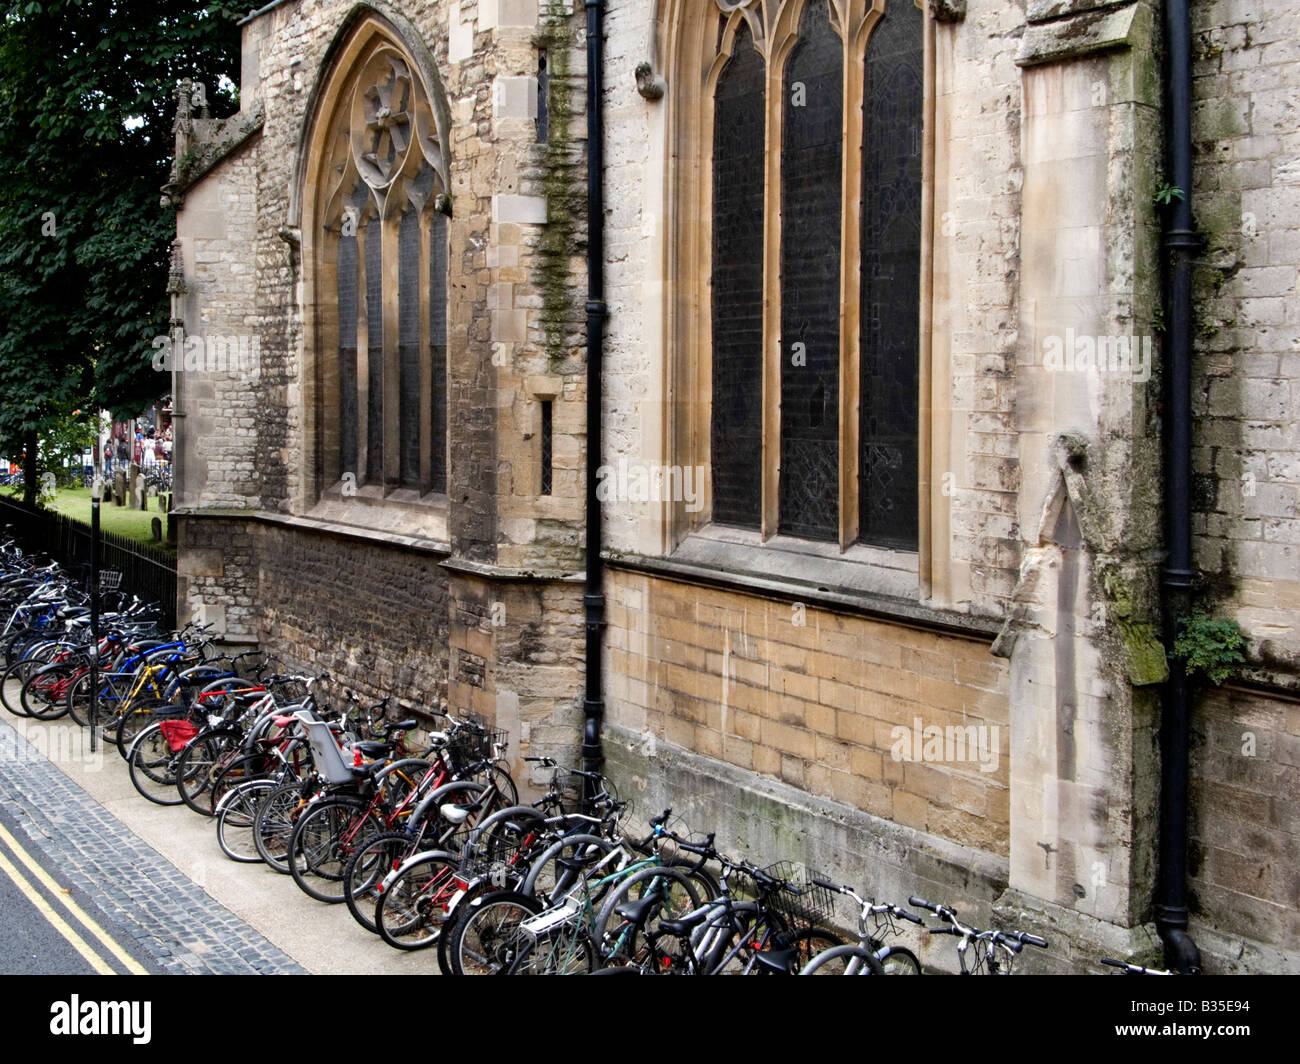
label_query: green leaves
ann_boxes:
[0,0,242,451]
[1172,612,1247,685]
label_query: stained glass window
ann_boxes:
[710,20,765,531]
[860,0,923,550]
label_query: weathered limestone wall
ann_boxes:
[1182,0,1300,972]
[174,143,263,510]
[175,0,594,766]
[1189,0,1300,682]
[606,569,1012,847]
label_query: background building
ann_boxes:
[165,0,1299,972]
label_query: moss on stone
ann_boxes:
[537,8,581,365]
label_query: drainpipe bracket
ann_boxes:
[1163,228,1206,252]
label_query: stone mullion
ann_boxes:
[761,19,792,542]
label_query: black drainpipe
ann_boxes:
[1156,0,1202,975]
[582,0,607,784]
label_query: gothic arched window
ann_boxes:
[306,26,450,501]
[700,0,924,551]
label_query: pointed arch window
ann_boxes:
[309,33,450,500]
[701,0,924,551]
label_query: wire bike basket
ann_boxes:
[737,862,835,924]
[99,570,123,591]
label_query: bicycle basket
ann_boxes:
[762,862,834,924]
[460,827,533,887]
[99,570,123,591]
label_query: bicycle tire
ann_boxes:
[175,735,227,814]
[436,878,498,976]
[20,663,72,720]
[216,779,278,863]
[126,724,185,805]
[209,751,277,815]
[289,797,381,904]
[254,782,307,873]
[446,890,544,975]
[2,655,44,715]
[505,923,597,976]
[798,942,890,975]
[877,945,921,975]
[594,865,705,969]
[343,830,417,934]
[374,850,465,951]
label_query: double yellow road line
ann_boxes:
[0,822,148,975]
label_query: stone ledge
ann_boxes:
[173,506,450,555]
[604,549,1003,641]
[1015,1,1151,68]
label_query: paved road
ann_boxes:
[0,696,434,975]
[0,803,159,975]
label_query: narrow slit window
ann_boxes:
[540,399,553,496]
[537,49,549,143]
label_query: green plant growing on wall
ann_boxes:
[1172,611,1246,685]
[1153,182,1185,207]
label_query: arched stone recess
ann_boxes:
[294,7,454,527]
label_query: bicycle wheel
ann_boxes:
[208,751,276,816]
[216,779,278,863]
[115,697,187,757]
[877,945,921,975]
[374,851,465,950]
[594,866,705,969]
[506,924,597,976]
[65,672,96,728]
[2,655,43,715]
[447,890,543,975]
[289,797,381,904]
[20,664,71,720]
[175,735,230,814]
[436,879,498,976]
[521,834,616,906]
[798,942,890,975]
[343,831,416,934]
[126,724,185,805]
[254,783,307,873]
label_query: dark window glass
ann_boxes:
[540,399,553,495]
[364,219,384,485]
[859,0,923,550]
[779,0,841,542]
[536,49,549,143]
[429,209,448,494]
[337,227,359,482]
[398,206,421,489]
[710,19,765,531]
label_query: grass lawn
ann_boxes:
[2,486,174,552]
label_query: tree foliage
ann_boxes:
[0,1,244,497]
